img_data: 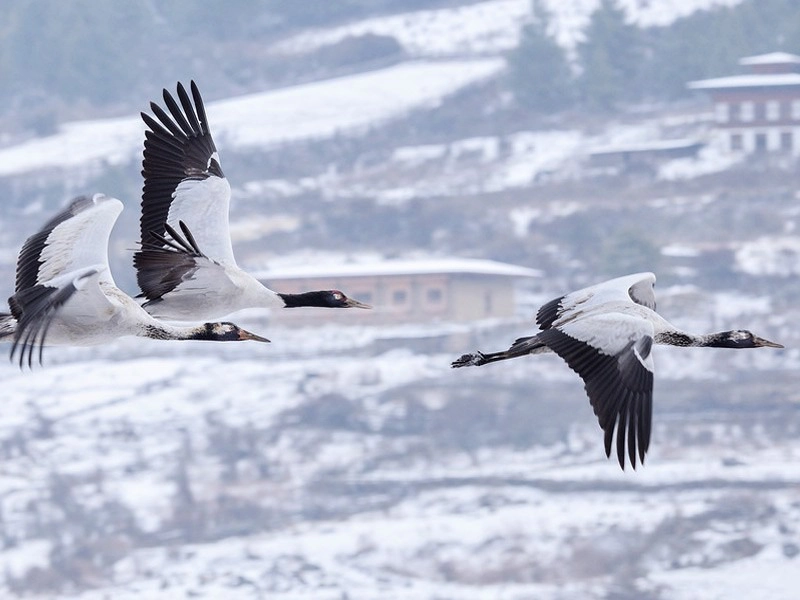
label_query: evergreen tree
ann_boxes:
[642,0,800,100]
[507,1,575,112]
[577,0,642,111]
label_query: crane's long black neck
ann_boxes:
[143,322,240,341]
[143,323,207,340]
[655,330,739,348]
[278,291,333,308]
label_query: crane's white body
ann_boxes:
[136,82,370,321]
[135,82,284,321]
[36,274,188,347]
[453,272,782,470]
[1,193,269,366]
[143,255,281,321]
[7,195,209,347]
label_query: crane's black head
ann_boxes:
[278,290,372,309]
[710,329,783,349]
[194,322,271,342]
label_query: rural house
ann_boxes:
[688,51,800,155]
[255,258,540,324]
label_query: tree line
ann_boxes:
[508,0,800,113]
[1,0,799,127]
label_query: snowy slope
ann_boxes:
[0,0,746,180]
[0,59,503,177]
[269,0,745,57]
[0,310,795,598]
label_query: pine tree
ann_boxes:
[507,0,575,112]
[577,0,642,111]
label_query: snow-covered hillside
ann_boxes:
[0,59,503,178]
[269,0,745,56]
[0,0,747,181]
[0,303,795,599]
[0,0,798,598]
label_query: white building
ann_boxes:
[688,52,800,155]
[254,258,540,324]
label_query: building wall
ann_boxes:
[260,273,520,324]
[449,275,515,321]
[717,126,800,154]
[707,88,800,155]
[711,88,800,129]
[589,145,703,170]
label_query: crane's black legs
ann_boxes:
[451,335,544,368]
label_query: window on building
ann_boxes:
[740,101,754,122]
[392,289,408,304]
[354,291,373,305]
[754,102,765,121]
[781,131,793,151]
[715,102,729,123]
[755,132,768,152]
[766,100,780,121]
[426,288,443,304]
[483,292,493,315]
[792,100,800,120]
[730,133,743,151]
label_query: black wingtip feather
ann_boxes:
[9,271,94,368]
[538,328,654,470]
[163,86,194,137]
[134,222,208,303]
[140,81,221,248]
[190,80,209,134]
[176,221,203,256]
[535,295,565,331]
[628,403,637,470]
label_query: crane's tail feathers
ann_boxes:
[0,313,15,340]
[508,335,546,353]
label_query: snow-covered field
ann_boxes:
[0,305,795,598]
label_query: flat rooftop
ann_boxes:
[253,258,541,280]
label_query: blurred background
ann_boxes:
[0,0,798,598]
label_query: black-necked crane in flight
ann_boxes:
[452,272,783,470]
[0,194,269,368]
[133,81,371,321]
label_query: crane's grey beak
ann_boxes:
[238,329,271,343]
[753,336,783,348]
[345,297,372,309]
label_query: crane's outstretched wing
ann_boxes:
[140,81,236,265]
[15,194,122,292]
[540,312,655,470]
[536,272,657,330]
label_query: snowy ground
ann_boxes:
[268,0,745,57]
[0,283,795,599]
[232,117,742,209]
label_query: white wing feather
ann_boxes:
[37,194,122,287]
[560,311,656,371]
[168,176,236,265]
[551,272,656,327]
